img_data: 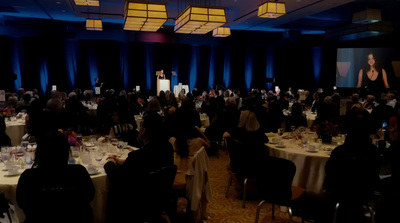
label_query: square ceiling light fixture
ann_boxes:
[258,1,286,18]
[174,6,226,34]
[123,1,167,32]
[352,9,381,24]
[213,27,231,37]
[86,19,103,31]
[74,0,99,6]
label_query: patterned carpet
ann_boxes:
[205,149,303,223]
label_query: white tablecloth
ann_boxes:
[266,134,335,197]
[5,120,26,146]
[0,148,130,223]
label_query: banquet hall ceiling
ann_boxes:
[1,0,400,38]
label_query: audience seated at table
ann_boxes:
[64,92,90,134]
[205,97,240,144]
[284,99,307,131]
[16,130,95,223]
[16,92,31,113]
[104,112,173,223]
[324,108,381,223]
[25,98,44,138]
[376,115,400,222]
[223,109,269,177]
[96,90,118,134]
[265,95,285,133]
[0,117,11,147]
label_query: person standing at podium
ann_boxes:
[158,69,166,80]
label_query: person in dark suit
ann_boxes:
[104,113,174,222]
[324,108,381,223]
[16,130,95,223]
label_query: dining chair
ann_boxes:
[141,165,178,222]
[254,157,305,223]
[225,138,258,208]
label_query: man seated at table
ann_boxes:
[16,130,95,223]
[324,108,381,223]
[104,112,174,222]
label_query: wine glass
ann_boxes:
[290,125,296,138]
[95,150,103,166]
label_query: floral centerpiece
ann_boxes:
[58,129,78,146]
[312,121,340,143]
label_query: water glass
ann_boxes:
[1,147,10,164]
[25,151,34,167]
[81,150,91,166]
[71,146,80,159]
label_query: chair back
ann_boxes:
[143,165,177,214]
[257,157,296,206]
[226,138,258,177]
[226,138,244,173]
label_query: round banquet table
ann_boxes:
[5,119,26,146]
[266,133,336,197]
[0,146,132,223]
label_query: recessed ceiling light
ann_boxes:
[56,1,61,4]
[61,10,66,12]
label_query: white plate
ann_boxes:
[4,170,22,177]
[88,170,100,175]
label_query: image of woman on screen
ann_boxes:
[357,53,390,95]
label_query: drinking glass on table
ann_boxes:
[71,146,80,162]
[81,149,91,166]
[1,147,10,164]
[290,125,296,137]
[94,149,103,166]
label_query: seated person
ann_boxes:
[324,108,380,222]
[104,113,174,222]
[109,110,138,146]
[16,130,95,223]
[223,109,269,176]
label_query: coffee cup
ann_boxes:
[8,165,19,175]
[271,138,280,143]
[308,143,320,152]
[277,141,285,147]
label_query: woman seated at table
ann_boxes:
[223,109,269,173]
[16,130,95,223]
[283,100,307,132]
[169,123,210,173]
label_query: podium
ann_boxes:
[157,79,170,95]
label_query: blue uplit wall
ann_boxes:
[208,47,215,90]
[223,48,231,89]
[89,52,98,92]
[40,58,49,94]
[266,47,275,90]
[65,40,78,90]
[312,47,322,85]
[189,46,200,91]
[11,39,22,91]
[145,44,154,92]
[245,47,253,92]
[171,55,179,90]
